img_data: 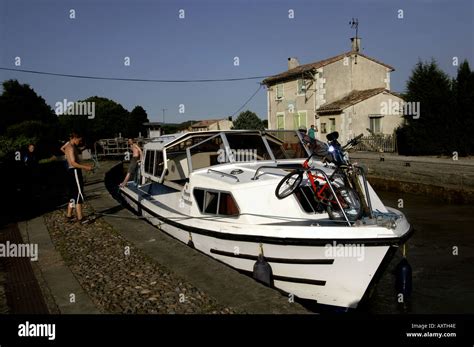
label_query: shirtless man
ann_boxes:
[65,133,92,222]
[60,137,70,154]
[120,138,143,187]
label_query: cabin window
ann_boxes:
[295,186,325,214]
[218,192,240,215]
[204,191,219,214]
[193,188,239,216]
[145,150,156,175]
[155,151,164,177]
[194,189,205,212]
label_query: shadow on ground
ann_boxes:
[0,160,101,226]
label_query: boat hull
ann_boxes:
[119,186,407,309]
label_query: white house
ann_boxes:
[262,38,404,144]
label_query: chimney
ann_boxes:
[350,37,361,52]
[288,57,300,70]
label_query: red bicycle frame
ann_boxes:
[302,158,339,205]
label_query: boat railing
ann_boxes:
[252,164,303,181]
[309,168,352,226]
[253,164,352,226]
[94,137,147,158]
[207,169,240,182]
[354,165,374,218]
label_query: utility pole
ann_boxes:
[162,108,167,124]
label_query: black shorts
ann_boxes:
[68,168,84,204]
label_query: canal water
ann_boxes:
[364,190,474,314]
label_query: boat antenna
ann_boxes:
[350,18,359,44]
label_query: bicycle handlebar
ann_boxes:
[304,133,363,163]
[343,133,364,149]
[353,133,364,142]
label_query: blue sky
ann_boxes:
[1,0,473,123]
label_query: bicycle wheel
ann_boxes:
[275,171,304,200]
[327,186,362,221]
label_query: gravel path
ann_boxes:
[44,206,238,314]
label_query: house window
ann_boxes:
[369,115,382,134]
[293,111,307,130]
[297,79,306,95]
[329,118,336,133]
[321,123,327,134]
[193,188,239,216]
[276,113,285,130]
[276,84,283,100]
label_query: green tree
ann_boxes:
[232,110,264,130]
[127,105,149,137]
[0,134,34,160]
[0,80,59,159]
[0,79,57,134]
[452,60,474,155]
[59,96,129,144]
[397,60,454,155]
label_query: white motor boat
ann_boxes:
[119,130,412,310]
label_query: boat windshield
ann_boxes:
[224,132,273,161]
[168,130,310,174]
[264,130,310,159]
[189,134,224,170]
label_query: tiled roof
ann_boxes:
[191,119,224,128]
[262,51,394,85]
[317,88,401,114]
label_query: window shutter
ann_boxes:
[277,115,284,130]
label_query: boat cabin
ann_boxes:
[139,130,310,190]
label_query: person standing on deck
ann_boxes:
[120,138,143,187]
[65,133,92,222]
